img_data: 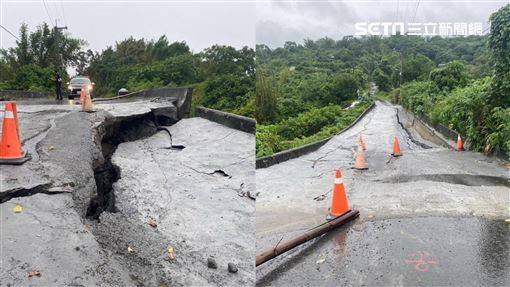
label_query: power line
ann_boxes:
[482,24,490,34]
[60,0,68,27]
[0,24,20,41]
[42,0,54,25]
[412,0,421,23]
[396,0,400,22]
[51,1,61,25]
[403,1,409,24]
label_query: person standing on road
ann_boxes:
[55,72,63,101]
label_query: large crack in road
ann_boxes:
[100,117,255,286]
[256,101,509,286]
[1,99,254,286]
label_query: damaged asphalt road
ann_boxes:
[256,101,509,286]
[97,117,255,286]
[0,99,254,286]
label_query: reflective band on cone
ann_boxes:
[328,169,350,220]
[0,102,30,164]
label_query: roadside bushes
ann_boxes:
[256,101,372,157]
[397,5,510,158]
[126,78,164,92]
[431,78,490,151]
[429,60,469,91]
[399,81,436,115]
[3,64,55,92]
[201,74,254,113]
[488,4,510,108]
[400,75,510,158]
[485,107,510,155]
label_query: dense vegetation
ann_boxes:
[0,24,254,116]
[255,29,491,157]
[0,23,84,92]
[393,5,510,157]
[256,4,509,159]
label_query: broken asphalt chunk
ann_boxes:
[28,271,41,278]
[207,257,218,269]
[148,218,157,228]
[227,263,238,273]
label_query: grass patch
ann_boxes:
[256,100,373,158]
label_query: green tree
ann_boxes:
[201,45,254,77]
[202,73,253,112]
[403,54,435,82]
[255,71,277,123]
[373,68,392,92]
[488,4,510,108]
[16,24,31,66]
[330,72,361,103]
[0,22,85,91]
[429,60,469,91]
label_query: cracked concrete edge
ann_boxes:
[0,182,75,203]
[93,87,193,119]
[0,102,190,286]
[395,107,438,149]
[196,106,256,134]
[256,102,376,169]
[1,104,173,213]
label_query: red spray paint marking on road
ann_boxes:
[405,251,437,272]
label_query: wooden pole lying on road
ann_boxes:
[256,209,360,267]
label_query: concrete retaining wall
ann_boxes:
[0,90,52,100]
[419,114,459,144]
[196,106,256,134]
[405,109,509,161]
[256,103,376,169]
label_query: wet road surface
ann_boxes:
[0,99,253,286]
[257,217,509,286]
[256,101,509,286]
[110,117,255,285]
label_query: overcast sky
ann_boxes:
[257,0,509,48]
[0,0,255,53]
[1,1,508,52]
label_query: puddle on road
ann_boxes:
[257,217,510,286]
[376,173,510,187]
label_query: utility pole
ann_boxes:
[54,19,67,70]
[399,50,403,88]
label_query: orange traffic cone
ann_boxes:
[354,145,368,170]
[392,136,402,157]
[327,169,350,220]
[79,88,86,105]
[82,90,94,112]
[0,102,30,165]
[359,133,366,151]
[456,134,463,151]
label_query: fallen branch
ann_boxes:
[256,209,359,266]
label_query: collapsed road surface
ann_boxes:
[256,101,509,286]
[0,98,255,286]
